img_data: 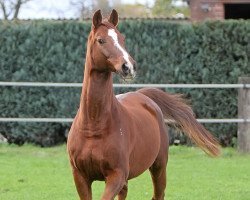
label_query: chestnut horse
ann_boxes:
[67,9,220,200]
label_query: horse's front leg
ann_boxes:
[101,169,127,200]
[118,181,128,200]
[72,168,92,200]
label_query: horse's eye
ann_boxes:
[97,38,105,45]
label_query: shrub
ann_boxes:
[0,19,249,146]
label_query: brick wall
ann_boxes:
[190,0,250,22]
[190,1,223,21]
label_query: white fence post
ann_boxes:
[238,77,250,153]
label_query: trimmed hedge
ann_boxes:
[0,19,249,146]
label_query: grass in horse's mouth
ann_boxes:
[116,72,136,83]
[119,76,135,83]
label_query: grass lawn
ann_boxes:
[0,144,250,200]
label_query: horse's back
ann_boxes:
[116,91,162,115]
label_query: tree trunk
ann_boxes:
[0,1,9,19]
[13,0,22,19]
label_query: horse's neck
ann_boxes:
[78,58,116,131]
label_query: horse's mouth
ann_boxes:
[117,70,136,81]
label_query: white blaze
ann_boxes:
[108,29,134,74]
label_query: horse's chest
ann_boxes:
[72,142,104,179]
[70,139,121,181]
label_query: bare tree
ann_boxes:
[70,0,111,19]
[0,0,32,20]
[70,0,91,19]
[93,0,111,17]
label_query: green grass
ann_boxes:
[0,144,250,200]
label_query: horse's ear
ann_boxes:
[92,10,102,29]
[108,9,119,27]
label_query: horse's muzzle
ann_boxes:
[119,62,136,80]
[108,57,136,79]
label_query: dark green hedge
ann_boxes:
[0,19,249,146]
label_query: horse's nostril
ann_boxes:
[122,63,129,74]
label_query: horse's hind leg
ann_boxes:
[149,161,167,200]
[150,125,168,200]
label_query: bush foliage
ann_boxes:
[0,19,249,146]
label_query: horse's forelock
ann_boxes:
[102,20,116,29]
[92,20,116,34]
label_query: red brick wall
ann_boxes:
[190,0,250,22]
[190,0,224,21]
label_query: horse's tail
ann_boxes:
[137,88,220,157]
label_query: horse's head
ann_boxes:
[89,9,136,79]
